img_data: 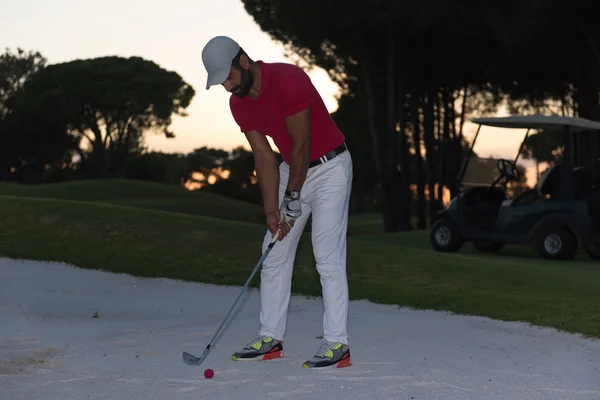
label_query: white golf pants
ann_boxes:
[258,149,353,345]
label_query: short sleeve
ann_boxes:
[278,68,313,117]
[229,96,262,133]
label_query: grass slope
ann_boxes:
[0,179,265,224]
[0,179,386,234]
[0,179,599,338]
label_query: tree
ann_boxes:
[126,151,190,185]
[241,0,511,231]
[520,130,565,180]
[496,0,600,166]
[0,48,49,181]
[330,88,378,214]
[224,146,258,188]
[186,146,230,187]
[185,146,266,204]
[6,56,195,178]
[0,47,47,120]
[241,0,414,231]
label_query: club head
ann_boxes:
[182,351,203,365]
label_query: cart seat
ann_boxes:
[538,164,562,198]
[501,188,539,207]
[500,166,561,207]
[572,166,593,199]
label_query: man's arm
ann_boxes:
[284,107,311,192]
[244,130,280,215]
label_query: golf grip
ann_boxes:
[200,229,280,361]
[270,228,281,243]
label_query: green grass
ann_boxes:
[0,179,385,234]
[0,179,599,339]
[0,179,265,224]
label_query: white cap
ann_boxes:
[202,36,241,90]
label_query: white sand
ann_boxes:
[1,257,599,400]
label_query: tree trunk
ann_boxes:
[397,78,412,230]
[439,88,453,208]
[436,90,445,205]
[357,33,393,232]
[357,24,413,232]
[449,86,468,198]
[350,172,365,214]
[422,89,438,226]
[574,55,600,166]
[84,124,109,178]
[576,19,600,164]
[411,94,427,229]
[385,23,400,232]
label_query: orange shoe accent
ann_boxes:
[262,350,282,360]
[336,357,351,368]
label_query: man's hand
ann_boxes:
[266,211,283,238]
[280,191,301,223]
[267,192,302,240]
[265,210,293,241]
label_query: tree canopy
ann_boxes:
[3,55,195,177]
[239,0,600,231]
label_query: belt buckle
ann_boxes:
[311,143,346,168]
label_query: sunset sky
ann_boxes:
[2,0,534,182]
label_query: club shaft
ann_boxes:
[198,234,279,363]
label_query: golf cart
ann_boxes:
[430,115,600,260]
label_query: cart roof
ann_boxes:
[471,115,600,132]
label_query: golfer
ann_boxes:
[201,36,353,369]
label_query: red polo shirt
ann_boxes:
[229,61,345,164]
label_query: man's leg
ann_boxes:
[258,196,311,341]
[302,151,353,368]
[232,162,312,361]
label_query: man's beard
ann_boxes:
[232,67,253,98]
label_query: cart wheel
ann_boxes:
[473,241,504,253]
[430,219,464,252]
[535,225,577,260]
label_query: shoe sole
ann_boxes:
[232,350,284,362]
[302,357,352,369]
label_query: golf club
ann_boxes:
[182,229,281,366]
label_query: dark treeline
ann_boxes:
[240,0,600,231]
[2,0,600,231]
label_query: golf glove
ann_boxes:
[280,190,302,225]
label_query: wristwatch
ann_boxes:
[285,189,300,200]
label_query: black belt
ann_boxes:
[309,142,348,168]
